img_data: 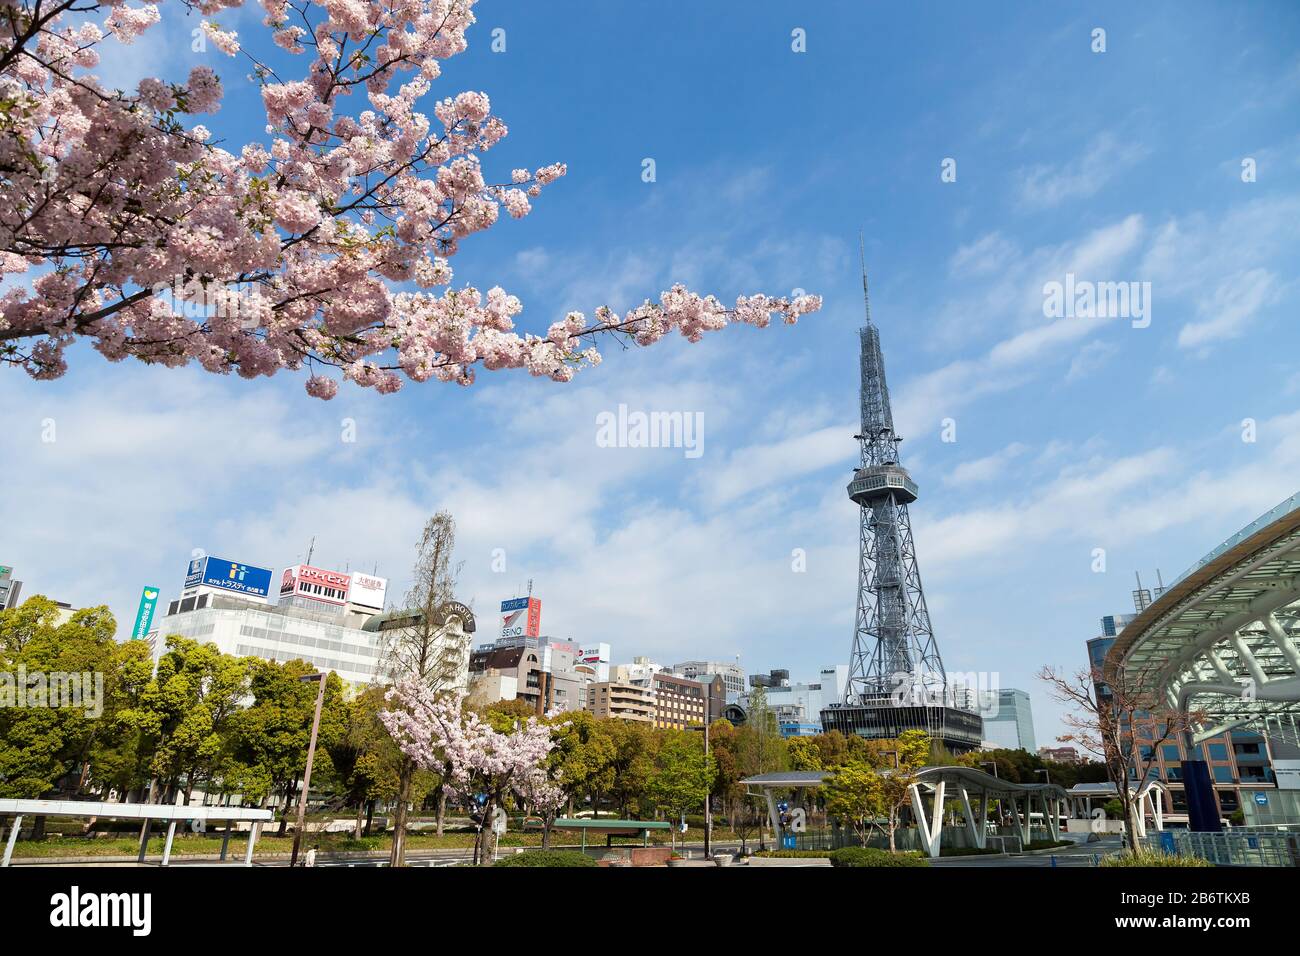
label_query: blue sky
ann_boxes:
[5,0,1300,747]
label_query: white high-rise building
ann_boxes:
[671,659,745,696]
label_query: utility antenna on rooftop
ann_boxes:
[305,536,316,566]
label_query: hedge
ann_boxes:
[829,846,929,867]
[494,850,598,868]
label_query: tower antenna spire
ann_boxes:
[858,231,872,327]
[824,262,983,753]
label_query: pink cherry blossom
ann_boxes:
[0,0,822,399]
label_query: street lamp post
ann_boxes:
[290,672,326,868]
[703,688,712,860]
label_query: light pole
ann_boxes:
[290,672,326,868]
[703,687,712,860]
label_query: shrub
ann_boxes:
[1024,839,1073,851]
[1099,850,1211,868]
[753,849,834,858]
[940,846,1001,857]
[830,846,929,868]
[493,850,598,868]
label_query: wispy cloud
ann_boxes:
[1017,133,1150,208]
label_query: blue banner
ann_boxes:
[186,556,273,598]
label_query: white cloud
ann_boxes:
[949,232,1018,278]
[1177,268,1279,349]
[942,442,1027,486]
[1018,133,1149,208]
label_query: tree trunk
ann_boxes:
[364,800,374,837]
[389,758,413,867]
[277,781,293,837]
[1124,796,1141,856]
[353,800,365,840]
[435,789,446,837]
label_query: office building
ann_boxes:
[0,564,22,610]
[154,592,388,688]
[650,672,710,730]
[741,666,849,736]
[1039,746,1082,764]
[585,680,654,723]
[671,659,745,696]
[981,688,1037,752]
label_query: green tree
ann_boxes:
[0,600,122,809]
[823,730,930,852]
[788,736,823,771]
[822,759,884,844]
[227,658,347,832]
[538,711,615,846]
[327,686,403,838]
[649,730,716,852]
[606,719,655,818]
[736,685,789,778]
[122,636,252,805]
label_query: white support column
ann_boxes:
[244,822,260,866]
[1132,793,1147,839]
[958,787,978,850]
[161,821,178,866]
[910,782,945,858]
[1012,795,1029,844]
[977,790,989,848]
[1044,792,1059,841]
[764,790,780,844]
[910,785,937,858]
[1153,790,1164,831]
[2,815,22,868]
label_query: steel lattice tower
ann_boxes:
[821,249,983,752]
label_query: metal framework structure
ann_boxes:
[1107,493,1300,745]
[741,767,1069,859]
[821,255,981,751]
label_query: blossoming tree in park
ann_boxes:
[380,677,558,865]
[0,0,822,398]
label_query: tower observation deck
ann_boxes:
[820,254,983,753]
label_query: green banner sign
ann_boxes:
[131,586,161,641]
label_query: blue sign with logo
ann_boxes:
[1254,792,1269,807]
[131,586,161,640]
[1158,831,1175,854]
[501,597,529,612]
[185,556,272,598]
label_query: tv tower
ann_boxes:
[821,247,984,751]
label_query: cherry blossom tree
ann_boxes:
[380,677,556,865]
[0,0,821,397]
